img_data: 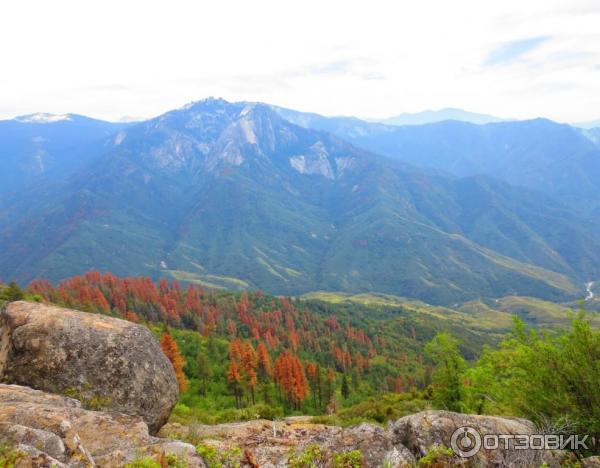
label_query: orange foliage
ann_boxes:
[274,349,308,407]
[256,342,273,379]
[160,333,188,392]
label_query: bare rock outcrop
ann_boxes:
[389,410,569,467]
[163,411,573,467]
[0,301,178,433]
[160,418,416,467]
[0,384,204,467]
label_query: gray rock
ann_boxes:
[583,456,600,468]
[389,410,568,467]
[0,423,66,461]
[0,383,205,467]
[324,423,399,467]
[382,445,416,467]
[16,444,71,468]
[0,301,178,433]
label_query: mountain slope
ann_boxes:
[0,113,129,197]
[274,108,600,216]
[1,99,599,304]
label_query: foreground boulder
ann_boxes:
[0,301,178,433]
[0,384,204,467]
[390,410,569,467]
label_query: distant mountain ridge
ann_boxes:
[372,108,506,126]
[273,107,600,217]
[1,98,599,304]
[0,113,129,197]
[573,119,600,129]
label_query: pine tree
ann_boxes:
[324,367,336,404]
[160,333,189,392]
[274,350,308,410]
[425,332,465,412]
[341,373,350,400]
[257,342,273,380]
[227,360,243,408]
[2,282,24,301]
[196,351,211,395]
[240,342,258,405]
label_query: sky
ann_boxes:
[1,0,600,123]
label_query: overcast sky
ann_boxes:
[1,0,599,123]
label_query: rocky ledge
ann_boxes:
[0,383,204,467]
[0,387,574,467]
[161,412,573,468]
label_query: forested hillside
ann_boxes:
[2,271,597,434]
[19,272,436,416]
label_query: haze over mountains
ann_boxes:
[1,98,599,305]
[274,107,600,216]
[371,108,506,126]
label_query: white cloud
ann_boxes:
[1,0,599,122]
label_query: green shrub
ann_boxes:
[312,393,428,426]
[124,452,189,468]
[332,449,362,468]
[418,444,455,467]
[172,402,284,426]
[196,443,242,468]
[0,282,24,301]
[165,452,189,468]
[124,456,161,468]
[251,403,284,420]
[288,445,328,468]
[0,443,26,468]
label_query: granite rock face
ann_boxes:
[0,384,573,467]
[0,384,204,467]
[0,301,178,433]
[389,410,569,467]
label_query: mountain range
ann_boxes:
[370,108,505,126]
[1,98,599,305]
[274,106,600,217]
[575,119,600,129]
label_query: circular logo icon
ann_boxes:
[451,426,482,458]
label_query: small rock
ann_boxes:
[16,444,71,468]
[382,446,416,467]
[583,456,600,468]
[0,423,66,461]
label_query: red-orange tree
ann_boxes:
[228,339,259,405]
[274,349,308,409]
[227,360,243,408]
[256,342,273,380]
[160,332,188,392]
